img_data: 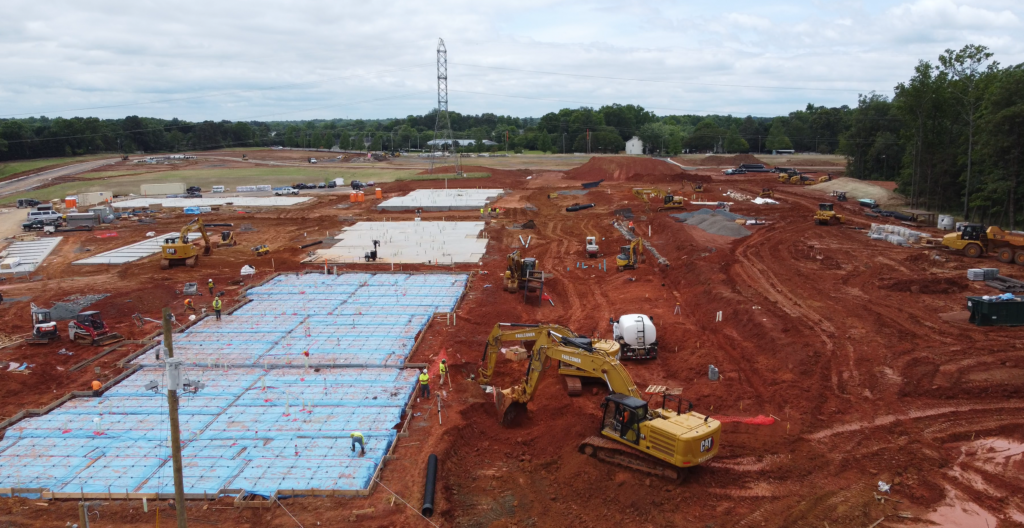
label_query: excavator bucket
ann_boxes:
[494,388,525,425]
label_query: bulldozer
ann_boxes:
[503,250,541,293]
[160,218,212,269]
[484,326,721,479]
[477,322,609,395]
[632,188,685,212]
[68,310,124,346]
[829,190,847,202]
[759,188,775,199]
[616,238,644,272]
[814,203,844,226]
[252,244,270,257]
[215,231,238,248]
[26,305,60,344]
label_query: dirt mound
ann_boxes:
[812,177,906,206]
[564,156,682,181]
[878,276,968,294]
[680,154,766,167]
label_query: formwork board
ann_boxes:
[314,221,487,264]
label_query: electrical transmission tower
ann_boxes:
[430,38,462,177]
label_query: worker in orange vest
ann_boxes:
[91,380,102,396]
[628,221,635,234]
[184,298,195,312]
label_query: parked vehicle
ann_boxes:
[274,187,299,196]
[26,210,63,221]
[326,181,337,188]
[317,183,327,189]
[22,218,62,231]
[17,199,41,209]
[212,186,225,193]
[186,186,202,194]
[351,180,366,190]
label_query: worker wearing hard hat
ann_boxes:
[212,296,223,321]
[184,298,195,312]
[418,369,430,398]
[439,359,449,385]
[207,279,215,295]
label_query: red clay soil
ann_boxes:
[680,154,768,167]
[564,156,683,181]
[3,171,1024,527]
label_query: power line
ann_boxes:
[0,65,431,118]
[451,62,871,93]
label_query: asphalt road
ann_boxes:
[0,158,120,199]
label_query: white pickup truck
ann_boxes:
[274,187,299,196]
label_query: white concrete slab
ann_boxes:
[112,197,312,208]
[73,232,203,265]
[0,237,63,274]
[314,221,487,264]
[377,189,503,211]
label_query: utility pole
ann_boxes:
[162,307,188,528]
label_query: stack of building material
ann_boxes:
[968,269,987,281]
[868,224,927,246]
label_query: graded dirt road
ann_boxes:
[0,158,120,198]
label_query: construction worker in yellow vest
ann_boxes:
[351,431,365,454]
[207,278,215,295]
[439,359,448,385]
[419,369,430,397]
[212,296,223,321]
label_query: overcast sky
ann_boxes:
[1,0,1021,122]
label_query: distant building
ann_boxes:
[625,136,644,155]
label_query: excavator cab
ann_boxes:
[602,393,648,445]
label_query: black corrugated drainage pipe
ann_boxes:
[422,454,438,517]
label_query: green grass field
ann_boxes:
[0,155,109,181]
[5,166,495,202]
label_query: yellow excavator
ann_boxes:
[814,203,844,226]
[478,322,611,395]
[485,326,721,479]
[160,218,212,269]
[616,238,644,271]
[688,181,705,193]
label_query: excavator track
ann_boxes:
[578,435,680,480]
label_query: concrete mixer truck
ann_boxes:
[611,314,658,359]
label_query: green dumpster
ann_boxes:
[966,296,1024,326]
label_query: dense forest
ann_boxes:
[1,44,1022,224]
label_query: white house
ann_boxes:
[625,136,644,155]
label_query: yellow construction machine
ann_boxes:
[688,181,704,193]
[215,231,238,248]
[632,188,685,212]
[477,322,607,395]
[160,218,212,269]
[485,326,721,478]
[759,188,775,199]
[616,238,644,271]
[814,203,844,226]
[503,250,541,293]
[252,244,270,257]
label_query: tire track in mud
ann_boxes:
[806,401,1024,440]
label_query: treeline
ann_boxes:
[842,45,1024,227]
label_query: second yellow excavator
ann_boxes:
[616,238,644,271]
[484,326,721,479]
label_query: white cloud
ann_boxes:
[0,0,1021,121]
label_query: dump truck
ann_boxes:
[943,224,1024,264]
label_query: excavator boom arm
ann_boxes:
[478,323,578,384]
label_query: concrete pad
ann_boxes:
[377,189,503,211]
[73,232,203,265]
[314,221,487,264]
[0,237,62,274]
[112,197,311,208]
